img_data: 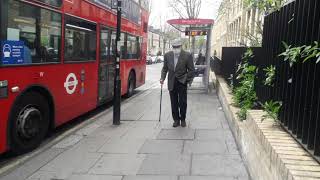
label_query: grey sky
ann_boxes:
[149,0,223,28]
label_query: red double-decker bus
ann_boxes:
[0,0,149,154]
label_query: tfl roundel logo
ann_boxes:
[64,73,78,94]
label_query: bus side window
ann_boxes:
[110,31,117,59]
[5,0,62,65]
[119,33,126,59]
[64,16,97,62]
[100,27,110,61]
[126,34,141,60]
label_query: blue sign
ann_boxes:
[1,41,24,65]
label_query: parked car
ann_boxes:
[147,55,153,64]
[151,56,157,64]
[156,56,164,63]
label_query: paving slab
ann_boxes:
[28,172,123,180]
[71,136,110,153]
[130,121,159,128]
[183,140,229,154]
[221,119,231,129]
[1,148,64,180]
[139,140,184,154]
[38,150,103,179]
[195,129,233,141]
[189,120,222,130]
[237,176,251,180]
[123,175,177,180]
[190,109,225,119]
[98,138,146,154]
[89,154,146,175]
[180,176,235,180]
[51,134,83,149]
[87,122,133,139]
[226,139,240,155]
[138,154,191,175]
[192,155,248,177]
[68,174,123,180]
[26,170,62,180]
[159,123,182,129]
[157,129,195,140]
[121,126,159,140]
[75,123,102,136]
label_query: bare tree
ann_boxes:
[241,0,290,46]
[148,0,157,27]
[168,0,202,54]
[160,14,182,53]
[168,0,202,19]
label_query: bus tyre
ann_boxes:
[126,73,135,98]
[9,92,50,154]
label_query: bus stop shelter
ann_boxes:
[167,18,214,92]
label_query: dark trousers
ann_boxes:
[169,79,187,122]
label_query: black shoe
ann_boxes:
[173,121,180,128]
[181,120,186,127]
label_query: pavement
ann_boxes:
[0,64,250,180]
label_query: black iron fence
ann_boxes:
[221,0,320,160]
[221,47,264,88]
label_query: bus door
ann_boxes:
[98,28,116,104]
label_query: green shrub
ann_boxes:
[262,100,282,123]
[279,41,320,66]
[233,48,258,120]
[263,65,276,86]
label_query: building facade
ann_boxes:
[212,0,264,58]
[147,26,171,56]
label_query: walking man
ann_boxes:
[160,39,195,127]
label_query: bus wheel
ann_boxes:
[9,92,50,154]
[126,72,136,98]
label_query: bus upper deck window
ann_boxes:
[38,0,63,7]
[3,0,62,65]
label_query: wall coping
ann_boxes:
[214,75,320,180]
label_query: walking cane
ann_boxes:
[155,83,163,129]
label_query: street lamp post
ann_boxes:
[112,0,122,125]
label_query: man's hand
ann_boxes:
[160,79,164,85]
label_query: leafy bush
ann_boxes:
[279,41,320,66]
[301,41,320,63]
[233,48,258,120]
[279,42,304,67]
[263,65,275,86]
[262,100,282,123]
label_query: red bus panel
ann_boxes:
[0,0,149,153]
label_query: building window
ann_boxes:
[64,16,96,62]
[5,0,62,65]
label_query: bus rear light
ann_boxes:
[0,81,8,99]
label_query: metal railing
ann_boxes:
[261,0,320,160]
[221,0,320,160]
